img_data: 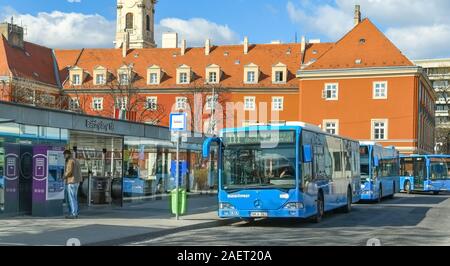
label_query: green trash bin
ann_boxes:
[170,188,187,215]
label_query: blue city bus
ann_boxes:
[400,155,450,195]
[203,122,361,223]
[359,142,400,202]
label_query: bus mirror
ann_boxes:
[374,156,380,167]
[303,145,312,163]
[202,137,221,159]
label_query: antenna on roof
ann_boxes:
[294,32,298,43]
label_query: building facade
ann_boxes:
[414,58,450,153]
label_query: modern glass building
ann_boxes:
[0,101,209,217]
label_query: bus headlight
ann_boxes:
[219,202,236,210]
[284,202,304,210]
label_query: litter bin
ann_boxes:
[170,188,187,215]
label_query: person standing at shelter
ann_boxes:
[63,150,82,219]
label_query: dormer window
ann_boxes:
[69,66,85,86]
[244,63,259,84]
[93,66,108,85]
[147,65,163,85]
[117,65,134,86]
[205,64,221,84]
[272,62,287,84]
[176,64,192,85]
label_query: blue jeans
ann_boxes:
[66,183,80,217]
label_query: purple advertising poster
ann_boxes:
[32,146,48,204]
[4,144,19,204]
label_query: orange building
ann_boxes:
[297,19,435,154]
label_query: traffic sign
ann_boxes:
[170,113,187,132]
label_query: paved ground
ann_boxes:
[130,193,450,246]
[0,194,223,246]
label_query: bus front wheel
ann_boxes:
[404,181,412,194]
[312,192,324,223]
[388,182,395,199]
[377,186,382,203]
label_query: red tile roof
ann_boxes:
[56,43,308,89]
[0,36,59,86]
[304,19,414,70]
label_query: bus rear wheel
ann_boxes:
[342,188,352,213]
[404,181,412,194]
[388,182,395,199]
[377,186,382,203]
[312,192,324,223]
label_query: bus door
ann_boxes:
[414,157,426,189]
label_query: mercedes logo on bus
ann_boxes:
[254,200,262,209]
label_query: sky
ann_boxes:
[0,0,449,59]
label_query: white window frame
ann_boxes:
[119,73,129,85]
[272,97,284,111]
[72,74,81,86]
[95,74,105,85]
[176,97,187,110]
[179,72,188,84]
[92,97,103,111]
[208,71,217,84]
[323,119,339,135]
[205,95,218,110]
[69,98,80,110]
[244,96,256,111]
[324,83,339,100]
[373,81,388,99]
[371,119,388,140]
[116,97,128,110]
[145,96,158,110]
[246,71,256,84]
[149,73,158,85]
[274,71,284,83]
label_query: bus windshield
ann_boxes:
[222,130,297,190]
[429,158,450,180]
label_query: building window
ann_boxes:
[272,97,284,111]
[373,81,388,99]
[244,96,256,111]
[323,120,339,135]
[205,95,218,110]
[179,72,188,84]
[95,74,105,85]
[372,119,388,140]
[69,98,80,110]
[149,73,158,84]
[324,83,338,100]
[126,13,133,30]
[146,97,158,110]
[275,71,284,83]
[247,71,256,83]
[176,97,187,110]
[72,74,81,86]
[208,72,217,83]
[116,97,127,110]
[146,15,150,31]
[92,98,103,111]
[119,74,129,85]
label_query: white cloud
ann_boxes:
[287,0,450,59]
[1,8,115,49]
[67,0,81,3]
[155,18,240,47]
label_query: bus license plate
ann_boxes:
[250,212,268,217]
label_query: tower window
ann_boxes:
[146,15,150,31]
[126,13,134,30]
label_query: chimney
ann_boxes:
[354,5,361,26]
[244,36,249,54]
[205,39,211,55]
[162,32,178,49]
[181,39,186,55]
[122,31,129,58]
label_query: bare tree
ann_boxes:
[180,79,229,136]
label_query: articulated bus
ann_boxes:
[400,155,450,195]
[203,122,361,222]
[359,142,400,202]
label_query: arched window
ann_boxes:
[146,15,151,31]
[125,13,133,30]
